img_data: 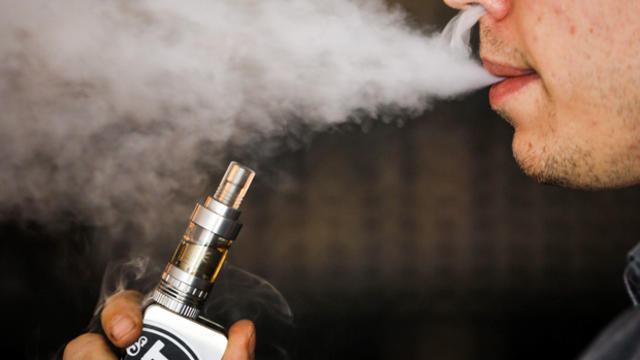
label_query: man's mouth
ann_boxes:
[482,59,540,106]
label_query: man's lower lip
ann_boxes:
[489,74,540,106]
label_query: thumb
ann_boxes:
[222,320,256,360]
[100,290,144,348]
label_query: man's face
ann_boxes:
[445,0,640,189]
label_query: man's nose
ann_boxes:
[443,0,510,21]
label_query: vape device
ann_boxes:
[123,162,255,360]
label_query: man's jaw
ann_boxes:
[482,58,540,107]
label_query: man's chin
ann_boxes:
[511,139,627,191]
[516,158,576,188]
[511,132,587,189]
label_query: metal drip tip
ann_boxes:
[213,162,255,210]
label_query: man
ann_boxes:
[446,0,640,190]
[64,0,640,358]
[446,1,640,358]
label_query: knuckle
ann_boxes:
[104,290,143,308]
[63,333,107,360]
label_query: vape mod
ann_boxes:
[123,161,255,360]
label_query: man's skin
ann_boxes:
[63,291,255,359]
[65,0,640,357]
[446,0,640,189]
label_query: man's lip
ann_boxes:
[489,73,539,107]
[482,58,540,107]
[482,59,535,77]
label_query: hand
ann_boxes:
[63,290,256,360]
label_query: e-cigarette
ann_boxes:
[123,161,255,360]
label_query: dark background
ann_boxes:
[3,1,640,359]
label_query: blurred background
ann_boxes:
[3,0,640,359]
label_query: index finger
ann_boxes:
[222,320,256,360]
[100,290,144,348]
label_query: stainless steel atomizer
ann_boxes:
[123,162,255,360]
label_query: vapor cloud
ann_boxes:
[0,0,496,242]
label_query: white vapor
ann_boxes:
[0,1,497,241]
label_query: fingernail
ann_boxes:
[110,315,135,341]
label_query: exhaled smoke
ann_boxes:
[0,1,496,242]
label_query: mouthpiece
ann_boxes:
[213,161,255,210]
[152,161,255,319]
